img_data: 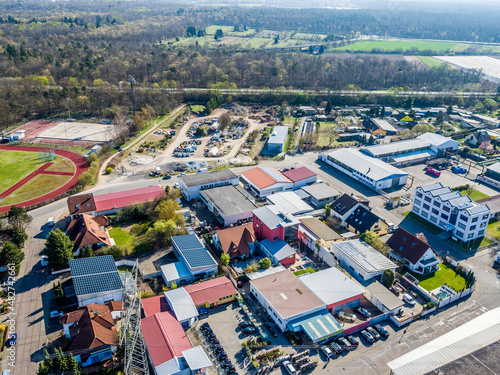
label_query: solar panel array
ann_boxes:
[334,240,397,273]
[69,255,123,296]
[172,235,216,269]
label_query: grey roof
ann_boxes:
[360,138,430,158]
[298,267,365,305]
[466,204,490,215]
[69,255,123,296]
[178,169,237,187]
[164,288,198,322]
[252,205,299,230]
[260,239,296,261]
[268,126,288,145]
[201,185,256,217]
[437,191,462,201]
[326,149,408,182]
[448,196,472,207]
[267,192,313,215]
[429,187,453,197]
[487,163,500,174]
[299,217,342,241]
[365,281,404,312]
[294,189,311,199]
[417,132,458,148]
[332,240,397,274]
[300,184,340,201]
[260,167,289,183]
[172,235,217,269]
[371,118,398,132]
[387,306,500,375]
[420,183,443,192]
[182,347,213,371]
[246,265,286,280]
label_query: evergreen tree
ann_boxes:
[0,241,25,270]
[325,100,332,115]
[44,229,73,268]
[7,205,32,230]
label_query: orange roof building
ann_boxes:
[240,167,293,198]
[66,214,111,255]
[212,223,257,259]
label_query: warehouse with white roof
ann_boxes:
[318,148,408,190]
[331,239,398,281]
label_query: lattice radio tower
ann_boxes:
[120,261,149,375]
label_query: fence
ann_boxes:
[343,320,370,335]
[115,259,144,277]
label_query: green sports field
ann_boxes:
[336,40,470,53]
[0,150,48,193]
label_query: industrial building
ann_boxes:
[330,240,398,281]
[298,184,340,208]
[200,185,256,226]
[267,125,289,154]
[266,192,314,215]
[178,169,239,201]
[318,149,408,191]
[240,167,293,197]
[411,183,491,246]
[282,166,317,189]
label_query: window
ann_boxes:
[433,201,441,208]
[421,211,428,218]
[459,214,468,222]
[414,199,422,206]
[483,214,489,220]
[481,222,487,228]
[416,191,423,198]
[430,216,437,223]
[479,230,485,236]
[424,196,432,203]
[470,225,477,230]
[467,233,474,239]
[432,208,439,215]
[413,208,420,214]
[458,223,466,230]
[440,213,449,220]
[455,230,464,238]
[443,206,451,213]
[423,204,430,210]
[472,217,479,223]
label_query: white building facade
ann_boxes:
[178,169,239,201]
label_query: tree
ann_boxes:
[219,112,232,131]
[67,354,80,375]
[221,253,230,266]
[325,100,332,115]
[154,199,184,225]
[259,257,272,269]
[147,220,178,247]
[11,224,28,248]
[447,104,453,115]
[381,105,386,118]
[402,96,414,110]
[319,45,325,54]
[382,269,395,288]
[7,205,32,231]
[44,229,73,268]
[412,124,429,135]
[0,241,25,270]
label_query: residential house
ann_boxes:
[212,223,257,260]
[184,277,236,308]
[386,228,440,275]
[298,217,343,251]
[344,205,389,236]
[67,193,96,219]
[60,303,118,367]
[329,194,370,224]
[66,214,111,256]
[298,184,340,208]
[259,239,296,266]
[465,130,492,147]
[363,118,398,136]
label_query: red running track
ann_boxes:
[0,145,90,213]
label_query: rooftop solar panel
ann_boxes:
[69,255,117,276]
[70,255,123,296]
[172,235,216,269]
[172,235,204,251]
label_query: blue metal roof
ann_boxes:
[172,235,217,269]
[261,239,296,261]
[287,310,343,343]
[69,256,123,296]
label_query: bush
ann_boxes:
[105,167,113,175]
[382,269,395,288]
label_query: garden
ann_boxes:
[409,263,469,292]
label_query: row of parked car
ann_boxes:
[321,324,390,357]
[200,322,236,374]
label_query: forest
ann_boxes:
[0,0,497,129]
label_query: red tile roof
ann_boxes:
[184,277,236,306]
[67,193,96,215]
[241,167,290,189]
[141,295,171,317]
[141,312,192,368]
[66,214,111,250]
[60,303,118,352]
[282,167,316,182]
[94,186,165,213]
[215,223,256,258]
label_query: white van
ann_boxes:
[47,217,55,227]
[403,293,416,306]
[282,361,297,375]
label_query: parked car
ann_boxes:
[360,330,375,344]
[203,327,213,336]
[337,337,352,351]
[217,351,228,361]
[206,333,217,341]
[238,321,251,329]
[220,359,232,368]
[225,365,236,374]
[50,310,63,319]
[178,173,187,177]
[213,345,224,353]
[330,342,343,355]
[321,346,333,358]
[209,340,220,347]
[347,335,359,346]
[41,255,49,267]
[338,311,356,322]
[162,174,171,180]
[241,327,256,335]
[200,322,210,330]
[366,326,380,340]
[47,217,55,227]
[403,293,416,306]
[282,361,297,375]
[375,324,390,338]
[356,307,371,319]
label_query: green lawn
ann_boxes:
[486,220,500,241]
[0,150,48,193]
[109,221,152,254]
[109,227,134,248]
[0,173,72,206]
[480,45,500,54]
[293,267,316,276]
[460,189,490,201]
[480,237,495,247]
[412,263,467,292]
[335,40,467,52]
[190,105,205,113]
[418,56,446,69]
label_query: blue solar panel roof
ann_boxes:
[172,235,217,269]
[69,255,123,296]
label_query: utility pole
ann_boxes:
[128,75,136,113]
[67,98,71,120]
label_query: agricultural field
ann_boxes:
[292,32,328,41]
[417,56,447,68]
[335,40,470,53]
[434,56,500,82]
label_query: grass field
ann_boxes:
[336,40,469,52]
[411,263,467,292]
[109,221,151,254]
[418,56,446,68]
[460,189,489,201]
[190,105,205,113]
[486,220,500,241]
[0,150,48,193]
[45,157,76,173]
[0,174,71,206]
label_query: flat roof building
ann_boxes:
[364,281,404,314]
[299,184,340,208]
[266,192,314,215]
[319,149,408,191]
[240,167,293,197]
[331,240,397,281]
[200,185,256,226]
[267,126,289,154]
[282,166,317,189]
[178,169,239,201]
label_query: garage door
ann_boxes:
[333,305,344,314]
[345,299,361,309]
